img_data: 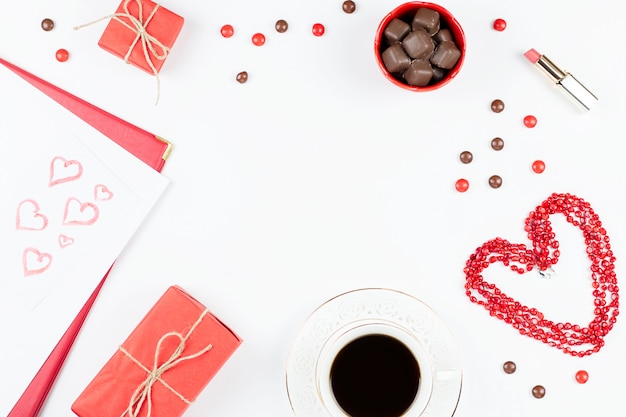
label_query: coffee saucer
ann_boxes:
[285,288,462,417]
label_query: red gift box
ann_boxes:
[72,286,242,417]
[97,0,184,75]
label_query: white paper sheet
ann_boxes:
[0,64,169,415]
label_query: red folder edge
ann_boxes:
[0,57,171,417]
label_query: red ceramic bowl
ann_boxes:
[375,2,466,92]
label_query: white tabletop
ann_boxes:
[2,1,625,416]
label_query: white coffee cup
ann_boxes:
[315,320,433,417]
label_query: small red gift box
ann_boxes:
[97,0,184,75]
[72,286,242,417]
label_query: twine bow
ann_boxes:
[74,0,171,104]
[118,309,213,417]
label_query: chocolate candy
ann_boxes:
[384,18,411,44]
[403,59,433,86]
[489,175,502,189]
[412,7,440,35]
[430,41,461,69]
[491,99,505,113]
[342,0,356,14]
[459,151,473,164]
[41,18,54,31]
[532,385,546,399]
[378,7,462,87]
[402,29,434,59]
[236,71,248,83]
[433,28,453,43]
[382,43,411,74]
[502,361,516,374]
[491,137,504,150]
[275,19,288,33]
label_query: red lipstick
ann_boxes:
[524,48,598,111]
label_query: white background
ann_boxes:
[1,0,626,416]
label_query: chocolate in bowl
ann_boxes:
[375,2,466,91]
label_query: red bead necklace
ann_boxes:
[464,193,619,357]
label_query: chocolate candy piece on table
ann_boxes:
[342,0,356,14]
[490,99,505,113]
[378,6,463,88]
[236,71,248,84]
[275,19,288,33]
[491,137,504,150]
[41,18,54,31]
[459,151,473,164]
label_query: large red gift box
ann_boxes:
[97,0,184,75]
[72,286,242,417]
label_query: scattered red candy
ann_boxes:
[493,18,507,31]
[523,115,537,128]
[575,370,589,384]
[252,32,266,46]
[532,160,545,173]
[312,23,325,36]
[455,179,469,193]
[220,24,234,38]
[55,48,69,62]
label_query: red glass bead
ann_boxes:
[455,178,469,193]
[252,33,266,46]
[220,24,234,38]
[523,115,537,128]
[575,370,589,384]
[532,160,546,174]
[55,48,69,62]
[312,23,325,36]
[493,18,507,31]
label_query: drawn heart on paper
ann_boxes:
[94,184,114,201]
[49,156,83,187]
[58,234,75,248]
[23,247,53,277]
[16,199,48,231]
[62,198,100,226]
[464,193,619,356]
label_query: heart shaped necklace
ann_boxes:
[464,193,619,357]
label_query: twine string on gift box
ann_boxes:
[74,0,170,105]
[118,309,213,417]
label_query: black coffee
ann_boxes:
[330,334,420,417]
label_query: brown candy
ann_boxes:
[403,59,433,86]
[430,40,461,69]
[489,175,502,189]
[412,7,440,35]
[491,137,504,151]
[402,28,434,59]
[459,151,473,164]
[342,0,356,14]
[491,99,505,113]
[502,361,516,374]
[275,19,288,33]
[381,43,411,74]
[433,28,453,43]
[41,18,54,31]
[384,18,411,44]
[532,385,546,399]
[236,71,248,83]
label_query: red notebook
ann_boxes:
[0,57,172,417]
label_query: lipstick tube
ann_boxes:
[524,48,598,111]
